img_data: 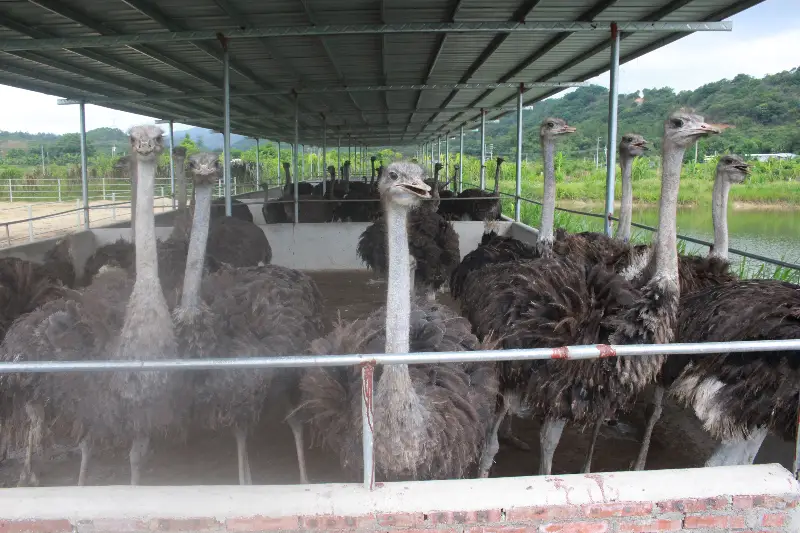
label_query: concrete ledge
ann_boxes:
[0,465,797,532]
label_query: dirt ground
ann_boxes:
[0,271,728,487]
[0,199,173,248]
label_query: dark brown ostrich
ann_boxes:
[175,153,325,484]
[460,111,722,477]
[357,162,460,301]
[455,156,503,222]
[283,161,336,223]
[301,161,497,481]
[1,125,184,486]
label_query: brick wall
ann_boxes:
[0,465,797,533]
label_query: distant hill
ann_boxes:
[466,67,799,159]
[2,68,797,160]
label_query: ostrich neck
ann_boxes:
[615,155,634,242]
[129,155,139,237]
[651,141,683,283]
[174,155,187,210]
[133,155,159,282]
[540,139,556,249]
[180,182,212,311]
[710,175,731,260]
[493,165,501,194]
[385,201,411,355]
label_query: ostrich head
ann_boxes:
[663,109,722,147]
[716,154,750,184]
[371,156,377,163]
[378,161,431,209]
[172,146,187,158]
[539,117,576,143]
[619,134,648,158]
[187,152,221,186]
[129,125,164,159]
[327,165,336,178]
[282,161,291,173]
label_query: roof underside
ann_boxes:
[0,0,762,146]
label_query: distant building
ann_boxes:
[634,89,644,106]
[746,153,798,162]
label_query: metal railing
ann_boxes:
[0,338,797,488]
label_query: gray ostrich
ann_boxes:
[615,134,648,242]
[1,125,181,486]
[173,146,188,211]
[301,161,498,481]
[461,111,722,477]
[176,152,324,484]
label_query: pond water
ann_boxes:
[559,201,800,273]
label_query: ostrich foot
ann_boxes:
[478,404,510,478]
[18,403,45,487]
[582,420,603,474]
[129,436,150,486]
[539,418,566,476]
[287,414,309,484]
[741,427,768,464]
[632,385,664,471]
[705,438,748,467]
[366,278,384,286]
[77,438,91,486]
[234,427,252,485]
[499,416,531,451]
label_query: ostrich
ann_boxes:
[456,156,503,222]
[462,110,722,477]
[282,161,335,223]
[300,161,497,480]
[357,163,460,301]
[0,257,67,342]
[615,134,648,242]
[1,125,182,486]
[210,198,254,223]
[628,154,750,470]
[335,160,380,222]
[174,153,324,484]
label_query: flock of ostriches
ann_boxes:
[0,109,797,488]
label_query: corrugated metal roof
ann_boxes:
[0,0,762,145]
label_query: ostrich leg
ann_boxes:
[478,401,511,478]
[539,418,566,475]
[234,427,252,485]
[499,415,532,451]
[740,427,769,464]
[129,436,150,486]
[287,413,309,484]
[582,420,603,474]
[18,402,44,487]
[77,437,91,486]
[632,385,664,470]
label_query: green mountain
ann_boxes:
[460,67,799,160]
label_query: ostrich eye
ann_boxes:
[547,122,555,128]
[624,137,631,142]
[389,171,398,181]
[670,118,684,128]
[129,135,136,143]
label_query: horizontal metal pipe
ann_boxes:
[0,339,796,373]
[1,22,733,52]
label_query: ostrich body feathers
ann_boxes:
[300,300,497,480]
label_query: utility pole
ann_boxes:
[595,137,601,169]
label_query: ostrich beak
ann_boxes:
[735,163,751,174]
[558,125,577,134]
[399,178,431,198]
[692,122,723,135]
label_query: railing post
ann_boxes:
[169,119,176,209]
[255,138,261,187]
[604,22,621,237]
[459,126,464,193]
[102,176,106,200]
[7,179,12,203]
[322,115,327,197]
[445,133,450,187]
[515,83,524,222]
[293,95,300,224]
[112,192,116,220]
[76,198,81,228]
[361,363,375,491]
[57,178,62,202]
[4,224,10,247]
[160,187,165,211]
[277,141,281,181]
[221,34,233,217]
[27,205,33,242]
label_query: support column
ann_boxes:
[445,133,450,187]
[604,22,621,237]
[255,138,260,186]
[222,39,232,217]
[301,144,305,180]
[322,115,327,196]
[459,126,464,193]
[169,120,175,209]
[277,142,281,183]
[79,102,89,229]
[294,96,300,224]
[337,134,341,175]
[480,108,487,190]
[515,84,524,222]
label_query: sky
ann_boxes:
[1,0,798,136]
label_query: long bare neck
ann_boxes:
[540,139,556,252]
[493,164,501,194]
[384,200,411,355]
[129,155,139,238]
[651,140,683,284]
[615,154,634,242]
[710,173,731,260]
[283,166,291,192]
[180,182,212,311]
[175,155,187,210]
[134,155,159,282]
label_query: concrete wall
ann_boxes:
[0,465,796,532]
